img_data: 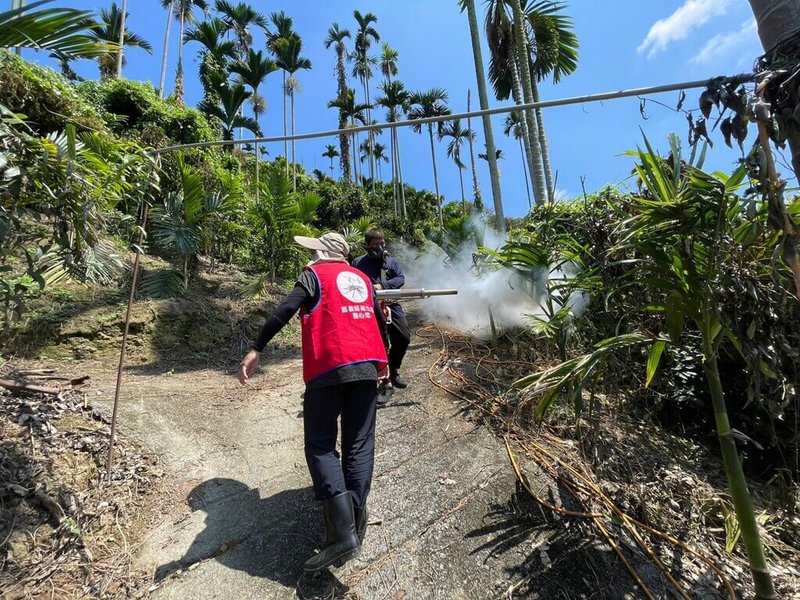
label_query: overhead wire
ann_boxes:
[151,73,756,155]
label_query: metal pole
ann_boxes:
[105,157,156,479]
[154,73,755,154]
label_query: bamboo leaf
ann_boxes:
[757,360,778,380]
[665,289,684,344]
[722,503,741,554]
[645,341,666,388]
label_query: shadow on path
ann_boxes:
[154,478,351,598]
[466,480,665,599]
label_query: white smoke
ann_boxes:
[388,217,590,339]
[387,219,533,338]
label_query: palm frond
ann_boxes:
[513,333,656,422]
[0,0,117,58]
[138,268,186,299]
[38,240,123,286]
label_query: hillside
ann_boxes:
[1,265,799,599]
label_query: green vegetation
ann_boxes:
[2,2,800,598]
[482,140,796,599]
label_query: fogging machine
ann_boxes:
[374,288,457,406]
[375,288,458,300]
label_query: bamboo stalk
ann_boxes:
[702,321,776,600]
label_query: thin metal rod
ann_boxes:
[154,73,755,154]
[106,162,156,479]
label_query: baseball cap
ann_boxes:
[294,232,350,257]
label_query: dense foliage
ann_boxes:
[3,1,800,595]
[0,52,449,323]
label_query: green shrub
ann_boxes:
[0,51,105,133]
[78,79,218,146]
[314,180,369,230]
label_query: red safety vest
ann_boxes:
[300,262,388,383]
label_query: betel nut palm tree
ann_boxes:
[408,88,451,227]
[324,23,352,181]
[459,0,504,230]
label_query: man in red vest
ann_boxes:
[238,232,389,572]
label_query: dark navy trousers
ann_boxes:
[387,316,411,372]
[303,380,377,508]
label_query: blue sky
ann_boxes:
[34,0,770,218]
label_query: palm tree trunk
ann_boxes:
[428,124,442,227]
[340,126,351,181]
[14,0,30,56]
[519,137,531,208]
[351,129,359,184]
[509,59,537,198]
[458,166,466,214]
[748,0,800,178]
[510,50,542,207]
[282,71,288,175]
[395,128,407,217]
[390,123,398,215]
[336,47,351,182]
[175,9,186,105]
[748,0,800,299]
[510,0,546,205]
[291,88,297,191]
[748,0,800,54]
[466,89,482,212]
[116,0,128,78]
[355,150,360,183]
[362,74,375,193]
[12,0,22,56]
[701,319,776,600]
[531,81,554,202]
[254,99,260,204]
[465,0,504,232]
[158,1,174,98]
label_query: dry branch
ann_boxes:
[0,378,61,395]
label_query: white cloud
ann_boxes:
[691,19,758,64]
[638,0,733,58]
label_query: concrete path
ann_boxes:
[82,311,643,600]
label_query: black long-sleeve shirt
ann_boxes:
[251,268,389,389]
[351,253,406,319]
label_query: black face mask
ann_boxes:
[367,245,387,261]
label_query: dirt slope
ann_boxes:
[5,279,797,599]
[40,305,657,600]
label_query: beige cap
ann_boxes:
[294,232,350,257]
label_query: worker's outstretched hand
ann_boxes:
[238,349,260,385]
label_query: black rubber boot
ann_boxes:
[390,369,408,389]
[353,501,368,544]
[303,492,361,572]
